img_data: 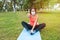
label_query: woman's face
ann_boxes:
[31,9,36,15]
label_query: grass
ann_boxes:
[0,11,60,40]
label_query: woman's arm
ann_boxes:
[31,15,38,31]
[27,13,30,18]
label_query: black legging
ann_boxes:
[21,21,46,32]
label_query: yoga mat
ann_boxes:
[17,28,42,40]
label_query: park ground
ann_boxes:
[0,11,60,40]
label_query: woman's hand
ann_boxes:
[31,29,34,33]
[27,13,30,18]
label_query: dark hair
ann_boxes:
[30,8,36,14]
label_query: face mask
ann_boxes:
[31,12,35,15]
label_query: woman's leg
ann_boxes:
[34,23,46,32]
[21,21,32,30]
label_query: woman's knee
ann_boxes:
[42,23,46,27]
[38,23,46,29]
[39,23,46,27]
[21,21,25,25]
[21,21,28,25]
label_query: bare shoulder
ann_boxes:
[36,14,38,18]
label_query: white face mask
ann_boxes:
[31,12,35,15]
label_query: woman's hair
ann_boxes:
[30,8,36,14]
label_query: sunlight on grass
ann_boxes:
[0,11,60,40]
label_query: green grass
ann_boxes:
[0,11,60,40]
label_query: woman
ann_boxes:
[21,8,46,35]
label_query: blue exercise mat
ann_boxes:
[17,28,42,40]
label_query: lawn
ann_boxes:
[0,11,60,40]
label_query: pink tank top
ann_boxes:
[29,15,37,26]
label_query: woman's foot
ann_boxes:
[30,32,34,35]
[30,30,35,35]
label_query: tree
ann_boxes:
[0,0,3,11]
[23,0,35,10]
